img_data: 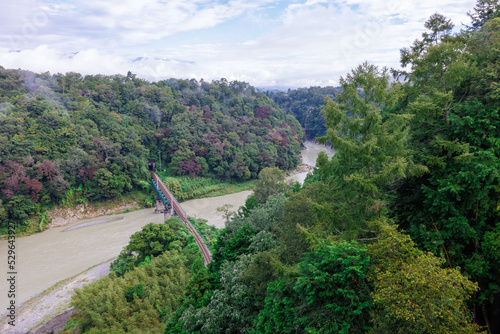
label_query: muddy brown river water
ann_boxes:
[0,141,334,316]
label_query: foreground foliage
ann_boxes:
[392,15,500,330]
[110,218,192,277]
[254,241,373,334]
[368,225,480,334]
[67,217,217,334]
[72,250,191,334]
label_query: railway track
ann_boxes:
[150,171,212,265]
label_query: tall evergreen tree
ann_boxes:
[316,62,425,237]
[393,15,500,332]
[468,0,500,30]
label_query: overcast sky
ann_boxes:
[0,0,476,88]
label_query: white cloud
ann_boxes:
[59,0,275,46]
[0,46,124,75]
[0,0,478,87]
[1,0,278,50]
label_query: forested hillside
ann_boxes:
[269,86,339,140]
[0,72,303,232]
[64,3,500,333]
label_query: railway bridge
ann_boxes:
[150,170,212,266]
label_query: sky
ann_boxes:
[0,0,477,88]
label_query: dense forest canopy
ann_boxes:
[0,71,303,231]
[268,86,339,140]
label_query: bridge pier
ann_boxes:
[155,199,164,214]
[163,206,175,220]
[155,198,176,221]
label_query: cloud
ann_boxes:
[0,0,40,30]
[0,46,124,75]
[0,0,478,87]
[50,0,277,46]
[1,0,279,51]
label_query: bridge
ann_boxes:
[150,171,212,266]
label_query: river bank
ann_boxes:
[0,260,112,334]
[41,163,310,231]
[46,201,139,229]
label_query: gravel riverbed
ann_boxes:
[0,260,112,334]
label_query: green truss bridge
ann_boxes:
[150,171,212,266]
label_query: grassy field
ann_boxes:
[155,173,254,202]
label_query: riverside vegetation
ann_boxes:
[5,1,500,333]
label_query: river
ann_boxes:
[0,140,334,315]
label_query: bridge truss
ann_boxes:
[150,171,212,265]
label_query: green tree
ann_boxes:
[398,14,473,166]
[252,279,297,334]
[163,258,213,334]
[254,241,372,334]
[468,17,500,107]
[73,251,191,334]
[294,241,373,334]
[208,223,256,286]
[253,167,287,204]
[422,13,454,45]
[85,167,131,200]
[317,62,425,237]
[182,254,257,334]
[368,224,480,334]
[238,194,258,217]
[468,0,500,30]
[110,219,189,276]
[393,17,500,330]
